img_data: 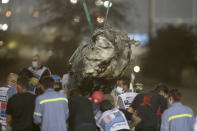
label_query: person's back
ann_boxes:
[7,93,36,131]
[161,103,194,131]
[69,95,96,131]
[33,77,69,131]
[96,100,130,131]
[130,91,167,131]
[161,89,195,131]
[6,76,38,131]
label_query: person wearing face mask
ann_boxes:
[161,89,195,131]
[28,54,51,82]
[116,77,138,110]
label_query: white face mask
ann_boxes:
[32,61,38,68]
[168,99,173,105]
[116,86,124,94]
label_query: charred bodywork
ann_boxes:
[69,26,137,94]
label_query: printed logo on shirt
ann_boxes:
[140,94,153,106]
[1,102,6,110]
[0,110,6,117]
[104,114,115,123]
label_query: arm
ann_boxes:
[194,117,197,131]
[160,96,168,114]
[130,113,142,128]
[116,96,125,110]
[33,97,43,125]
[6,114,12,126]
[122,108,141,128]
[130,94,138,111]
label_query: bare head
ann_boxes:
[32,54,41,69]
[7,73,18,87]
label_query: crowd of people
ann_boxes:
[0,54,196,131]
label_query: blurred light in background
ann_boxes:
[97,16,104,23]
[32,11,39,18]
[48,50,53,57]
[104,1,112,8]
[2,0,9,4]
[70,0,78,4]
[128,33,149,46]
[0,41,4,47]
[7,41,17,49]
[74,16,80,23]
[2,24,8,31]
[176,18,183,25]
[95,0,103,6]
[6,10,12,18]
[134,66,140,73]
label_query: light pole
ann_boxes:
[148,0,154,38]
[193,0,197,24]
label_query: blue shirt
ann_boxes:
[33,88,69,131]
[161,102,195,131]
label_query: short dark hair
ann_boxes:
[100,100,113,112]
[17,77,29,90]
[19,68,33,79]
[69,88,82,97]
[154,83,169,94]
[169,88,182,101]
[121,76,130,87]
[40,76,54,89]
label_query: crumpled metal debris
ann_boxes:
[69,26,138,93]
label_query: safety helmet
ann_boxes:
[51,74,61,83]
[91,91,104,104]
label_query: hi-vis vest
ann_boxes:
[28,66,50,81]
[119,92,138,109]
[0,87,9,126]
[96,109,130,131]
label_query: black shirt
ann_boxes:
[68,96,96,131]
[130,92,167,129]
[6,92,37,131]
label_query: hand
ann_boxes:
[127,107,134,113]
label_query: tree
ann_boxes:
[0,31,43,84]
[142,25,197,82]
[38,0,132,75]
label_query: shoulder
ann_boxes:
[28,66,33,71]
[42,66,50,71]
[162,107,171,118]
[8,94,20,102]
[57,92,67,98]
[35,94,46,102]
[0,87,9,90]
[182,104,194,113]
